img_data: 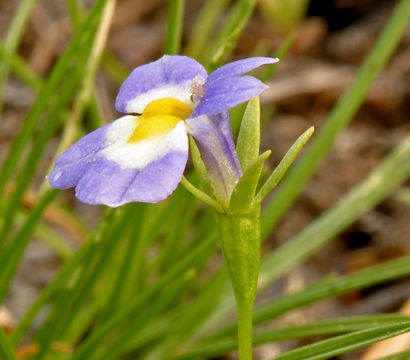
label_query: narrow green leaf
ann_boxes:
[205,0,257,70]
[236,97,260,171]
[172,315,410,360]
[272,322,410,360]
[209,253,410,341]
[163,0,185,55]
[378,349,410,360]
[70,234,218,360]
[0,190,58,303]
[260,32,296,82]
[0,328,17,360]
[0,0,36,118]
[0,41,43,92]
[229,151,271,212]
[185,0,229,60]
[16,210,73,260]
[255,126,314,203]
[10,210,115,346]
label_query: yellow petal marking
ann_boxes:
[128,98,192,143]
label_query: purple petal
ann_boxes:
[49,116,189,206]
[49,121,115,189]
[192,76,267,117]
[115,55,207,114]
[74,151,188,206]
[186,112,242,206]
[206,57,278,84]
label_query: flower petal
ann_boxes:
[49,116,188,206]
[115,55,207,114]
[206,57,278,84]
[192,76,267,116]
[186,112,242,207]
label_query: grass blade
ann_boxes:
[163,0,185,55]
[0,0,36,118]
[272,322,410,360]
[0,328,17,360]
[172,315,410,360]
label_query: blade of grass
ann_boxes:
[205,0,258,71]
[163,0,185,55]
[70,233,218,360]
[0,327,17,360]
[172,315,410,360]
[0,0,36,118]
[211,254,410,340]
[261,0,410,237]
[33,207,129,359]
[0,66,82,241]
[99,272,198,360]
[0,189,58,303]
[9,210,116,346]
[15,210,73,260]
[0,41,43,92]
[378,349,410,360]
[184,0,229,60]
[272,322,410,360]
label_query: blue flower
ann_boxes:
[48,55,278,207]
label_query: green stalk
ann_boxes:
[163,0,185,55]
[216,207,261,360]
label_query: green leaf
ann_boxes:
[236,97,260,171]
[272,322,410,360]
[378,349,410,359]
[172,315,410,360]
[0,328,17,360]
[0,0,36,119]
[163,0,185,55]
[185,0,230,60]
[205,0,258,70]
[230,151,271,212]
[255,126,314,203]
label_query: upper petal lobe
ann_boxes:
[206,57,278,84]
[193,76,267,116]
[115,55,207,114]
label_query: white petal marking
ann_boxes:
[124,82,194,114]
[102,119,188,170]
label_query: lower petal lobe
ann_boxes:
[49,116,189,206]
[115,55,206,114]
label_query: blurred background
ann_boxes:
[0,0,409,358]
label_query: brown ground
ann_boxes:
[0,0,409,359]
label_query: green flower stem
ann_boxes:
[216,206,261,360]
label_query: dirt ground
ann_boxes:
[1,0,409,359]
